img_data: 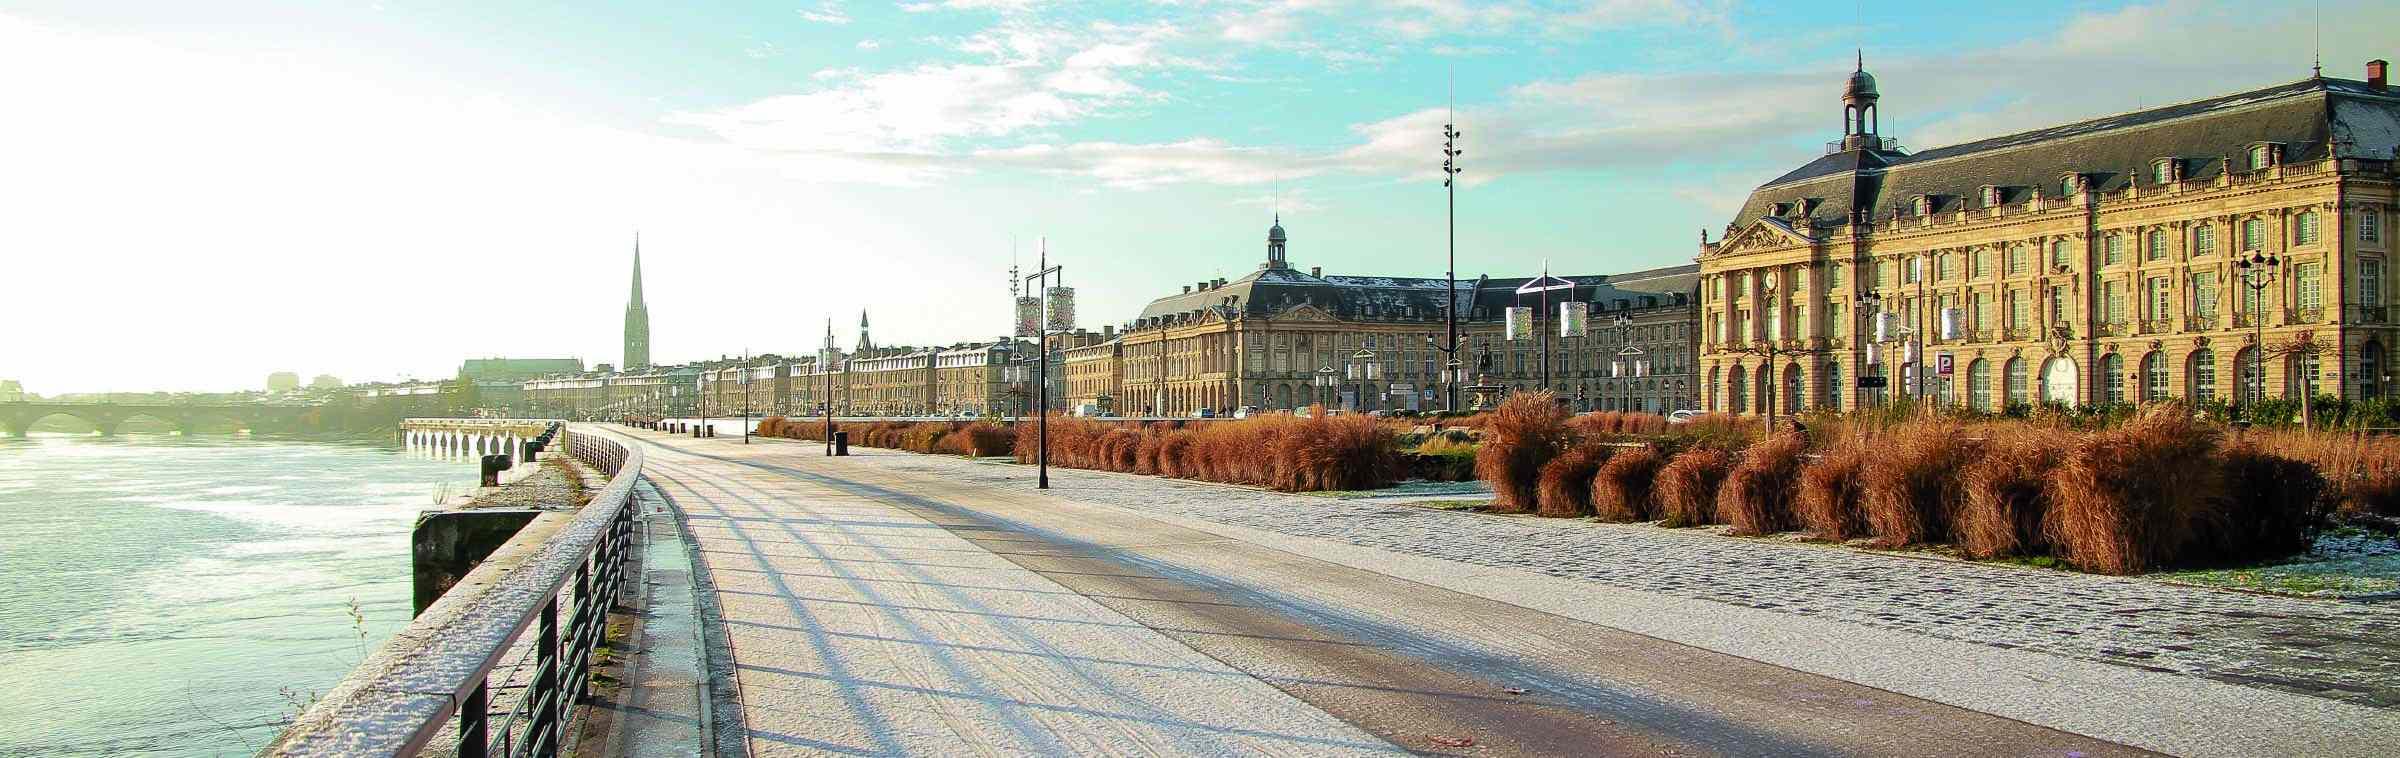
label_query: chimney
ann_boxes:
[1182,285,1192,294]
[2371,59,2389,89]
[1310,266,1322,277]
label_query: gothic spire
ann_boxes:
[629,231,645,305]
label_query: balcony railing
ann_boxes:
[2097,321,2131,337]
[2186,315,2221,331]
[2140,317,2175,335]
[2235,312,2263,328]
[2356,305,2392,324]
[2295,307,2326,324]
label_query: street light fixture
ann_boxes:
[1440,99,1464,413]
[1346,347,1379,412]
[2235,250,2282,414]
[1022,238,1065,488]
[1314,365,1337,411]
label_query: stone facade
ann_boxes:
[1122,219,1701,417]
[1699,62,2400,415]
[1063,338,1124,414]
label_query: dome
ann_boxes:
[1844,53,1878,102]
[1268,215,1287,242]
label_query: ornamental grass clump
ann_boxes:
[1475,393,1575,512]
[1272,414,1400,492]
[2043,408,2225,574]
[1860,420,1984,547]
[2253,429,2400,520]
[1953,430,2064,559]
[1590,445,1665,522]
[1718,432,1808,536]
[1535,444,1613,517]
[1654,447,1734,527]
[1795,433,1873,541]
[2211,441,2328,563]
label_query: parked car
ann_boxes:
[1666,409,1706,424]
[1232,406,1261,418]
[1193,407,1216,418]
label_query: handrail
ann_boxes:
[267,424,640,757]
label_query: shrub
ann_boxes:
[1954,431,2063,559]
[2212,442,2328,563]
[1272,414,1400,492]
[1796,434,1872,541]
[1717,432,1807,536]
[1860,420,1983,547]
[1654,448,1734,527]
[1475,393,1574,512]
[1536,444,1612,517]
[1590,446,1664,522]
[2043,409,2226,574]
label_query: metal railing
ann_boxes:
[268,426,640,758]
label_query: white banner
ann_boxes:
[1559,303,1588,338]
[1045,287,1076,332]
[1504,306,1534,340]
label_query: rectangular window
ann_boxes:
[1935,254,1952,281]
[2147,277,2170,320]
[1971,292,1990,331]
[2007,247,2028,276]
[1971,249,1990,279]
[2365,211,2384,244]
[2103,281,2125,323]
[1828,303,1845,338]
[2191,274,2219,317]
[2243,218,2266,250]
[1828,262,1845,288]
[2296,212,2320,245]
[2146,230,2168,261]
[2009,290,2031,332]
[2102,234,2124,265]
[2365,260,2385,306]
[2194,225,2217,257]
[2298,263,2323,311]
[2048,285,2069,325]
[2050,240,2072,270]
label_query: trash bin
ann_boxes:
[834,430,850,456]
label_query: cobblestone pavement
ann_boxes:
[859,452,2400,710]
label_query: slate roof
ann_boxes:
[1133,260,1697,328]
[1731,75,2400,233]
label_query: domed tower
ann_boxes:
[1263,214,1289,270]
[1841,51,1881,151]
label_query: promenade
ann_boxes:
[610,426,2398,757]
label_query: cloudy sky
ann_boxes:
[4,0,2393,393]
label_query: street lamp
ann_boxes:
[2235,250,2282,414]
[1856,288,1888,408]
[1346,347,1379,412]
[1314,365,1337,411]
[1441,102,1464,412]
[1614,312,1634,412]
[1022,238,1064,489]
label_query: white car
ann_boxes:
[1666,410,1706,424]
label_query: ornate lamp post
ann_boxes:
[2235,250,2282,415]
[1022,239,1065,488]
[1614,312,1634,412]
[1440,112,1464,412]
[1314,365,1337,412]
[1346,348,1379,412]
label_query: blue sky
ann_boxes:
[5,1,2393,392]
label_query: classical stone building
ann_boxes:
[1123,218,1701,416]
[1698,59,2400,415]
[1063,338,1124,414]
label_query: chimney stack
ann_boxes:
[1310,266,1323,277]
[1182,285,1192,294]
[2370,59,2389,89]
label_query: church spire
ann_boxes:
[623,232,652,370]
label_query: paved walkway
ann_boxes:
[610,427,2399,757]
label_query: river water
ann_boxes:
[0,434,476,756]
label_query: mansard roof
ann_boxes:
[1132,262,1698,327]
[1731,75,2400,233]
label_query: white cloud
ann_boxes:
[796,2,851,25]
[856,38,880,50]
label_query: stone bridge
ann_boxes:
[0,401,311,437]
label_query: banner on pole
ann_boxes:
[1044,287,1076,332]
[1558,302,1588,338]
[1504,306,1534,340]
[1015,296,1042,337]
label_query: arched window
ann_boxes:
[1783,364,1803,415]
[1728,365,1747,413]
[1754,370,1771,415]
[2191,348,2218,403]
[1968,359,1993,411]
[2102,354,2126,405]
[2004,357,2029,407]
[2143,352,2169,401]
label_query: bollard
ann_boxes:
[834,430,850,456]
[480,453,510,487]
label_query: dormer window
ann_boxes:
[2060,174,2083,197]
[2249,143,2279,170]
[1770,201,1793,217]
[1912,194,1932,216]
[2153,158,2180,184]
[1979,185,2001,207]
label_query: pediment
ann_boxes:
[1276,304,1340,322]
[1713,218,1815,258]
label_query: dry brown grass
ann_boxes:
[1654,448,1734,527]
[1273,414,1402,492]
[1535,444,1612,517]
[1717,432,1808,536]
[1590,445,1665,522]
[1475,393,1574,513]
[1571,411,1668,436]
[2043,408,2226,574]
[1795,434,1873,541]
[2212,441,2329,563]
[2251,429,2400,519]
[1953,430,2065,559]
[1859,420,1985,547]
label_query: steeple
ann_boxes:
[623,233,652,369]
[1263,214,1289,270]
[855,309,874,354]
[1840,50,1883,151]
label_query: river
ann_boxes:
[0,434,477,756]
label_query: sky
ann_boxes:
[4,0,2395,394]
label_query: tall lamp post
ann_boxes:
[1856,288,1887,408]
[1314,366,1337,411]
[1022,238,1064,488]
[1614,313,1634,412]
[1440,111,1464,412]
[2235,250,2282,416]
[741,348,752,445]
[1346,348,1379,412]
